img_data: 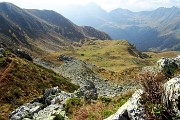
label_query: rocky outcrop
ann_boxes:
[163,75,180,116]
[58,59,133,96]
[157,56,180,77]
[14,49,33,61]
[79,80,98,101]
[105,89,145,120]
[10,87,70,120]
[10,102,43,120]
[58,54,75,62]
[0,48,5,57]
[105,75,180,120]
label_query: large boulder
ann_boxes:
[163,75,180,116]
[58,54,74,62]
[10,87,70,120]
[157,57,179,77]
[43,86,72,106]
[9,102,43,119]
[105,89,145,120]
[79,80,98,101]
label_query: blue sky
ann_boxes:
[1,0,180,12]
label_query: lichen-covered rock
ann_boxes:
[163,75,180,116]
[105,89,145,120]
[157,57,179,77]
[45,91,71,106]
[80,80,98,101]
[9,102,43,120]
[10,87,69,120]
[33,104,68,120]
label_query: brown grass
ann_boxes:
[0,53,78,119]
[0,59,14,82]
[68,91,133,120]
[72,102,104,120]
[138,72,173,120]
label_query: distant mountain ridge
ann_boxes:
[0,2,111,53]
[59,3,180,51]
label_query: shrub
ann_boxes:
[102,109,114,118]
[138,72,173,119]
[98,96,112,104]
[64,97,82,115]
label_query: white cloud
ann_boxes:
[0,0,179,11]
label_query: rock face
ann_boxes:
[157,56,180,77]
[163,75,180,116]
[105,89,145,120]
[10,87,70,120]
[58,59,132,96]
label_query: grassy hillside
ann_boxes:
[0,50,78,119]
[42,40,180,84]
[44,40,148,71]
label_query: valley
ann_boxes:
[0,1,180,120]
[59,3,180,51]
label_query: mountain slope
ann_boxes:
[59,3,180,51]
[27,9,111,41]
[0,49,78,119]
[0,2,111,54]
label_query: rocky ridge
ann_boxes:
[57,57,137,96]
[35,55,137,97]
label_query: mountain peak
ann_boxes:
[110,8,133,13]
[0,2,14,8]
[86,2,102,9]
[86,2,99,7]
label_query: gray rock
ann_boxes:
[33,104,68,120]
[0,48,5,57]
[157,56,179,77]
[163,75,180,116]
[44,86,61,105]
[58,54,74,62]
[80,80,98,101]
[104,89,145,120]
[10,87,70,120]
[10,102,43,120]
[175,55,180,66]
[58,59,134,96]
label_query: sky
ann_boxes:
[0,0,180,12]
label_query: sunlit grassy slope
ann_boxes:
[0,51,78,119]
[44,40,150,72]
[42,40,180,84]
